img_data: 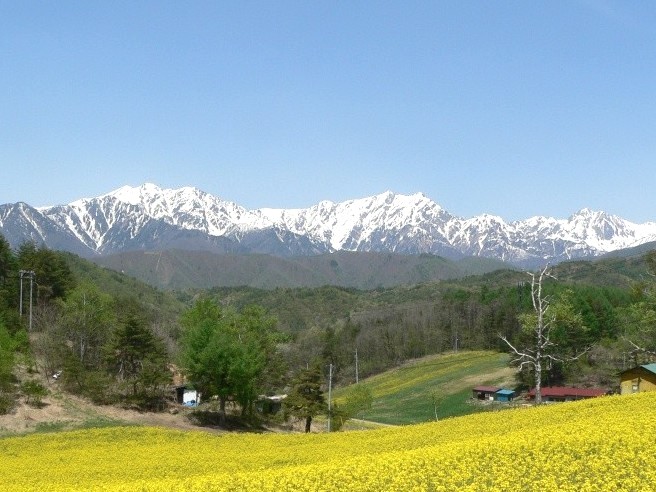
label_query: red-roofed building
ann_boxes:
[527,386,606,402]
[472,386,500,401]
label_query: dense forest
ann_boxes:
[1,230,656,419]
[203,267,645,388]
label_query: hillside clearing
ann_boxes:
[336,350,516,425]
[0,389,209,437]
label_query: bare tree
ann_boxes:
[623,337,656,366]
[499,265,588,404]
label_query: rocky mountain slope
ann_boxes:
[1,183,655,268]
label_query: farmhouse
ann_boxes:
[619,363,656,395]
[472,386,516,402]
[527,386,606,402]
[472,386,500,401]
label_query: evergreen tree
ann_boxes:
[283,365,326,433]
[0,318,17,414]
[17,242,74,303]
[57,283,116,395]
[106,313,170,409]
[0,234,20,333]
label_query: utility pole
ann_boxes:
[19,271,23,317]
[355,347,359,384]
[327,363,333,432]
[29,272,34,332]
[19,270,35,331]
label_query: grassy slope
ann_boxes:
[335,350,515,425]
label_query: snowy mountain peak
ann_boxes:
[103,183,210,206]
[569,207,609,221]
[469,213,506,225]
[2,183,655,267]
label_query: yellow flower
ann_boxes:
[0,392,655,491]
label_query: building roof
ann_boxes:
[528,386,606,398]
[473,386,501,393]
[620,363,656,376]
[495,389,515,396]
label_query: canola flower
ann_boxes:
[0,392,655,491]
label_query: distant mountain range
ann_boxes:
[1,183,655,268]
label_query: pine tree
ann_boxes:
[106,313,170,409]
[284,365,326,433]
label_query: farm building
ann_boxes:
[174,386,200,406]
[472,386,500,401]
[527,386,606,402]
[472,386,516,402]
[619,364,656,395]
[256,394,287,414]
[495,389,516,402]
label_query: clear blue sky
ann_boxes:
[1,1,655,222]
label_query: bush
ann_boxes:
[0,391,16,415]
[21,380,48,407]
[82,371,118,405]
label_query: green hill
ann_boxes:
[334,350,515,425]
[92,250,511,290]
[62,252,187,322]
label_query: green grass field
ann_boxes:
[335,350,515,425]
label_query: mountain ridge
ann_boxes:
[91,249,510,290]
[2,183,655,268]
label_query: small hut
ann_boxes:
[174,386,200,406]
[619,364,656,395]
[494,389,516,402]
[256,394,287,414]
[472,386,500,401]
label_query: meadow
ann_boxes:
[1,391,654,491]
[335,350,515,424]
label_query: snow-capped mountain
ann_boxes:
[1,183,655,267]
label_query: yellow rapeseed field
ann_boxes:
[1,392,655,491]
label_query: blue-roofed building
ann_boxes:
[620,363,656,395]
[494,389,516,402]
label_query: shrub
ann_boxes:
[21,380,48,407]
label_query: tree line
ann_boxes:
[205,275,638,391]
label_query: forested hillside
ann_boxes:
[202,263,639,386]
[93,249,509,290]
[2,229,656,427]
[0,236,184,413]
